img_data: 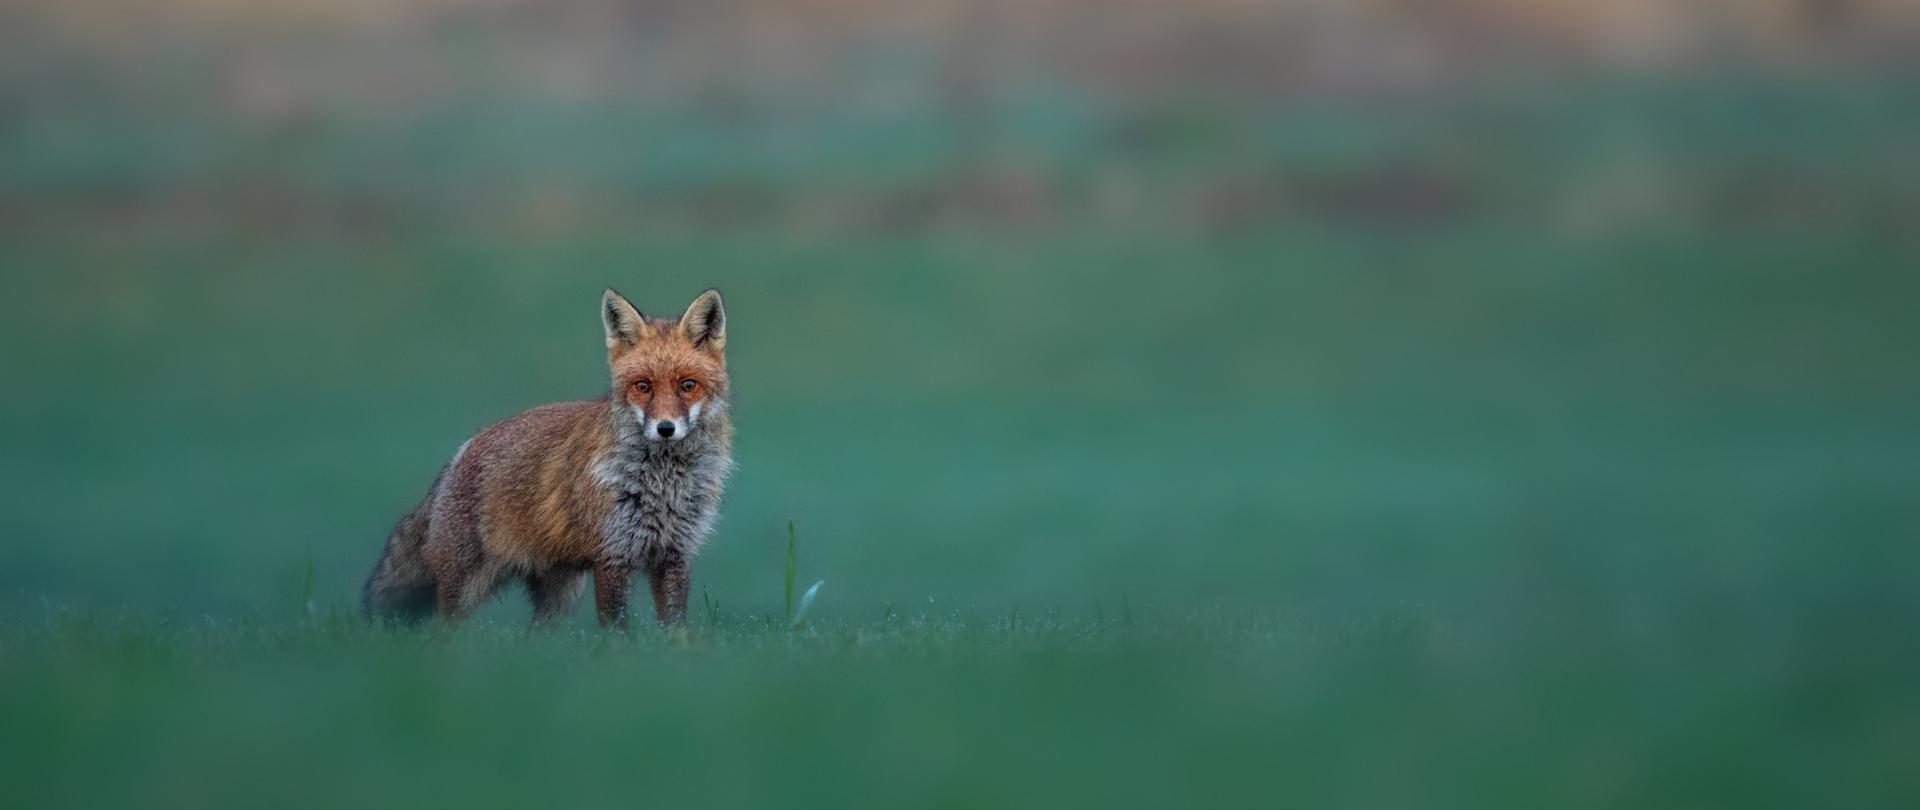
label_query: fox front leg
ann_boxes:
[593,560,632,631]
[649,550,690,626]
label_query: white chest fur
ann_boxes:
[592,423,730,567]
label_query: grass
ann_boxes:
[1,64,1918,805]
[1,220,1916,806]
[4,510,1917,808]
[2,604,1914,809]
[1,221,1916,805]
[785,521,825,629]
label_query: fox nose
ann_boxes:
[655,421,676,438]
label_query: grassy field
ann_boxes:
[2,29,1919,804]
[10,571,1920,810]
[3,223,1917,807]
[3,601,1914,808]
[6,225,1914,618]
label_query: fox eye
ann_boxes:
[679,379,698,393]
[634,380,651,394]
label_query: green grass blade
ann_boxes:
[784,520,797,623]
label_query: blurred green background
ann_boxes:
[2,1,1918,807]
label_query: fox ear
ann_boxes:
[602,289,648,352]
[677,289,726,352]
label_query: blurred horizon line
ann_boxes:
[4,0,1916,239]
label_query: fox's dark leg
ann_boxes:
[430,551,506,626]
[648,549,690,626]
[527,568,588,627]
[434,566,476,623]
[426,516,488,624]
[593,560,632,631]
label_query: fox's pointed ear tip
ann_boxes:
[700,287,723,301]
[602,288,625,302]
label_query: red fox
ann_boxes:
[363,289,733,629]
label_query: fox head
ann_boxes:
[601,288,728,443]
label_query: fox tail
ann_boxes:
[362,486,439,624]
